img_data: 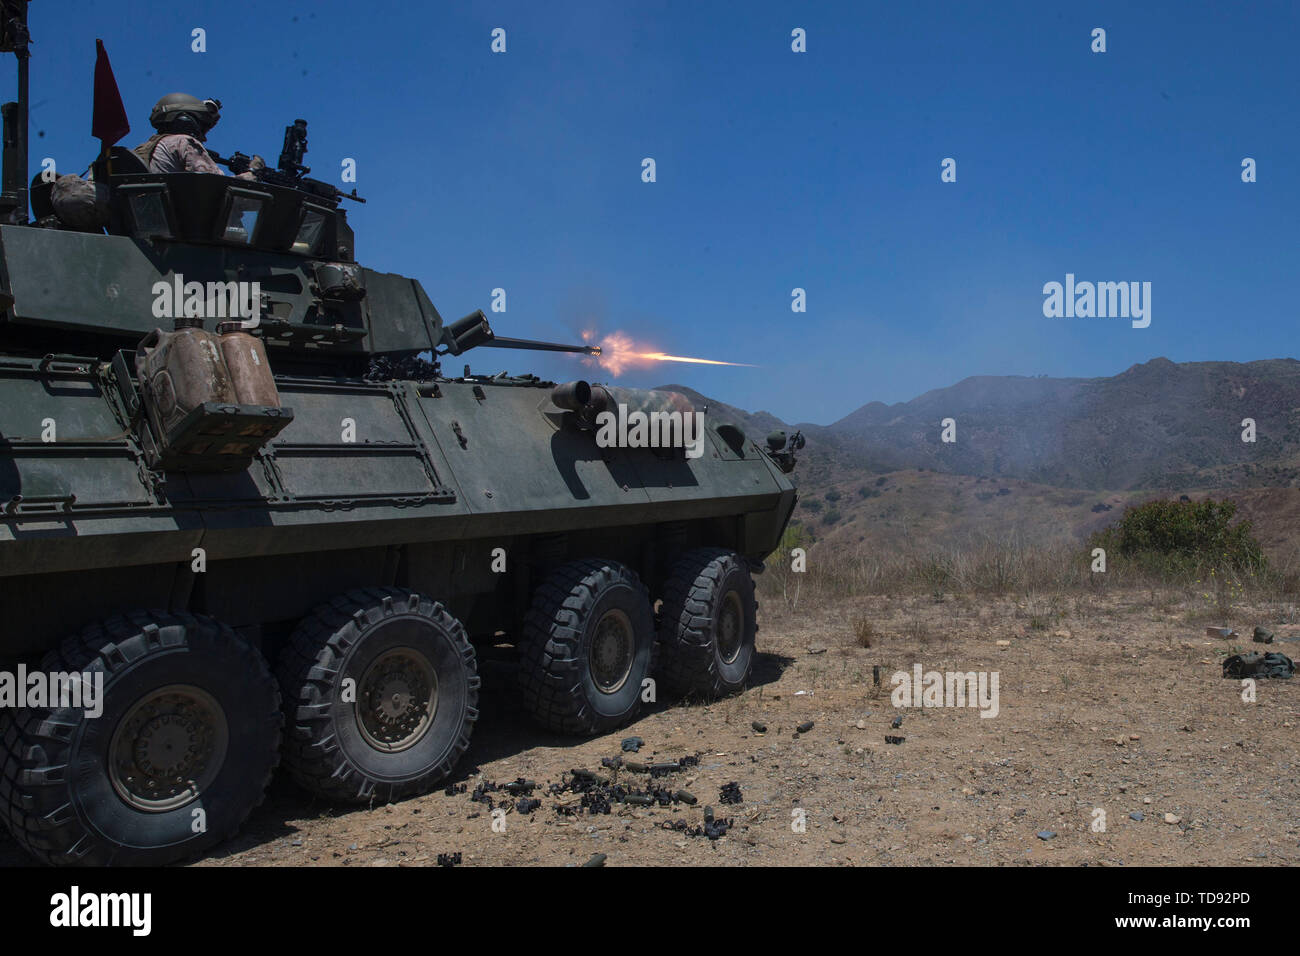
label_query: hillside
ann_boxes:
[663,357,1300,563]
[817,357,1300,491]
[652,383,788,445]
[670,357,1300,493]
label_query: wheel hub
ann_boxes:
[717,590,744,664]
[589,608,635,694]
[357,647,438,752]
[110,685,229,812]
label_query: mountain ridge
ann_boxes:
[662,356,1300,492]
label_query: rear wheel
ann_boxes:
[0,610,282,866]
[276,588,478,804]
[658,548,757,698]
[518,559,655,735]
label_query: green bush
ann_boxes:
[778,520,808,553]
[1087,497,1265,572]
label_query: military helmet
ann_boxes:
[149,93,222,139]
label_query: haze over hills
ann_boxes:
[662,357,1300,561]
[669,357,1300,493]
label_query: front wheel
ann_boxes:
[657,548,757,698]
[0,611,282,866]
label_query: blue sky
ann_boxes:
[16,0,1298,424]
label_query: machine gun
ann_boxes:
[212,119,365,204]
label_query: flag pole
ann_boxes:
[14,26,25,221]
[0,0,31,223]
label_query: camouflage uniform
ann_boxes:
[132,132,256,178]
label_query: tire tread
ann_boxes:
[275,588,478,805]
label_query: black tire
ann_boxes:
[518,559,655,735]
[0,610,282,866]
[276,588,478,804]
[658,548,758,698]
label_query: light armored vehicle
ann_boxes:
[0,13,798,864]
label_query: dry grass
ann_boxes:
[759,530,1297,615]
[851,615,874,648]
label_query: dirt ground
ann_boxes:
[2,588,1297,867]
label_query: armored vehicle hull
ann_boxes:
[0,14,797,864]
[0,331,795,657]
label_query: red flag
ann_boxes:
[91,39,130,149]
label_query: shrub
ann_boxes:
[1087,497,1265,573]
[777,520,808,554]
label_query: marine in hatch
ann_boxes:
[131,93,264,178]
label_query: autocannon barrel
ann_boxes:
[483,336,600,355]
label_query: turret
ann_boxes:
[0,14,593,377]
